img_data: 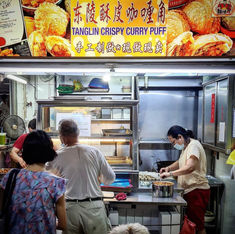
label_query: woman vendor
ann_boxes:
[160,125,210,234]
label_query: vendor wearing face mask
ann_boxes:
[160,125,210,234]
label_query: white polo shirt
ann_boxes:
[48,144,115,200]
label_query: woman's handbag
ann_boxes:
[0,169,20,234]
[179,215,196,234]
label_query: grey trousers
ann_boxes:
[62,200,111,234]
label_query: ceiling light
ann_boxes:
[103,73,111,82]
[2,67,110,74]
[115,68,235,74]
[6,74,27,84]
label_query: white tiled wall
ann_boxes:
[15,75,55,127]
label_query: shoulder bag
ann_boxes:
[0,168,20,234]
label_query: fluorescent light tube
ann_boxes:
[2,68,110,74]
[115,68,235,74]
[6,74,27,84]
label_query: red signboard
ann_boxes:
[210,93,216,123]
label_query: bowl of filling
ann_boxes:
[21,0,62,15]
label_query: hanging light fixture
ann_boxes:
[6,74,27,84]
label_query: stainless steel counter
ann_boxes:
[104,192,187,206]
[0,144,13,151]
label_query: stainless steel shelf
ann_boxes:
[50,134,132,140]
[57,93,132,96]
[202,143,231,155]
[37,99,139,107]
[139,140,173,150]
[104,192,187,206]
[91,119,130,122]
[113,169,139,174]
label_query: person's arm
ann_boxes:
[98,151,116,185]
[160,155,198,179]
[55,195,66,230]
[10,147,27,168]
[160,160,179,174]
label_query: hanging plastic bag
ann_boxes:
[179,215,196,234]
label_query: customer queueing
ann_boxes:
[10,118,36,168]
[160,125,210,234]
[47,119,116,234]
[0,130,66,233]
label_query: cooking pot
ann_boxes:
[152,181,174,198]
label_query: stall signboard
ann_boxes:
[71,0,167,57]
[0,0,234,57]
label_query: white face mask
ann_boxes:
[174,143,184,150]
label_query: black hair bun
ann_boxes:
[186,130,194,139]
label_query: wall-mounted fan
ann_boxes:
[2,115,26,140]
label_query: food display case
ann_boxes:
[37,76,139,174]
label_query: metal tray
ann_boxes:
[102,129,132,136]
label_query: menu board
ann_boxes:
[0,0,235,57]
[56,112,91,136]
[0,0,31,56]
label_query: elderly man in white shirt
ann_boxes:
[47,119,115,234]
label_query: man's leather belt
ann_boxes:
[66,197,103,202]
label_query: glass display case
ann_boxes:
[37,76,139,173]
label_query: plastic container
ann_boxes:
[0,133,6,145]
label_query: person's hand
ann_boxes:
[18,158,27,168]
[159,166,169,174]
[160,172,171,179]
[56,220,63,230]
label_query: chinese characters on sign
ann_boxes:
[71,0,168,57]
